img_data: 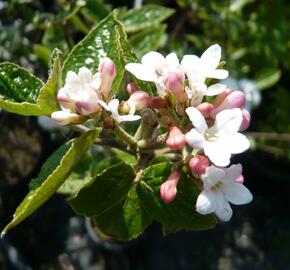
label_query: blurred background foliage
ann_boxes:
[1,0,290,269]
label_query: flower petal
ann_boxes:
[196,190,216,215]
[125,63,157,82]
[141,51,165,72]
[223,183,253,205]
[204,141,231,167]
[78,67,92,83]
[181,55,201,74]
[98,100,110,111]
[211,108,242,134]
[222,133,250,154]
[205,83,227,96]
[185,107,207,133]
[119,115,141,122]
[206,69,229,80]
[202,165,225,190]
[224,164,243,183]
[214,192,233,221]
[185,128,206,149]
[165,52,180,68]
[200,44,221,71]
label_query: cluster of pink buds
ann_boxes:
[126,44,253,221]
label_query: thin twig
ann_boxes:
[247,132,290,142]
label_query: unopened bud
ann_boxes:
[51,111,81,125]
[164,71,186,102]
[211,91,245,118]
[214,88,233,107]
[57,94,75,111]
[189,155,209,175]
[99,57,116,98]
[235,174,244,184]
[126,82,139,94]
[118,101,131,114]
[196,102,214,118]
[166,126,186,150]
[149,96,167,109]
[75,101,100,115]
[160,170,181,204]
[102,116,115,129]
[129,91,150,110]
[239,109,251,131]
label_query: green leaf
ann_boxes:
[80,0,110,23]
[62,12,124,94]
[34,44,51,66]
[119,5,175,33]
[130,24,167,58]
[137,162,217,234]
[57,154,93,195]
[2,129,100,235]
[69,162,135,216]
[0,62,44,115]
[37,49,62,114]
[93,184,153,240]
[114,18,155,95]
[0,49,62,116]
[255,67,281,90]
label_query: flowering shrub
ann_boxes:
[0,10,252,240]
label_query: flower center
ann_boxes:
[204,130,219,142]
[211,181,223,191]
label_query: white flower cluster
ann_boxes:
[52,44,253,222]
[126,44,253,221]
[51,58,141,125]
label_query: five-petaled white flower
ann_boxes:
[99,99,141,123]
[182,44,229,105]
[196,164,253,221]
[125,51,183,97]
[185,107,250,167]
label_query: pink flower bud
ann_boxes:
[166,126,186,150]
[51,111,80,125]
[57,94,75,110]
[196,102,214,118]
[126,82,139,94]
[214,88,233,107]
[149,96,167,109]
[160,170,181,204]
[99,57,116,98]
[239,109,251,131]
[129,91,150,110]
[163,71,186,102]
[211,91,246,118]
[189,155,209,175]
[235,174,244,184]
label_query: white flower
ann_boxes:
[125,51,182,97]
[181,44,229,83]
[99,99,141,123]
[196,164,253,221]
[57,67,100,115]
[182,44,229,106]
[186,83,227,106]
[185,107,250,167]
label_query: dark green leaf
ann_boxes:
[114,20,155,95]
[62,12,124,94]
[69,162,135,216]
[119,5,175,33]
[130,25,167,58]
[0,62,44,115]
[2,129,100,235]
[93,184,152,240]
[137,162,217,234]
